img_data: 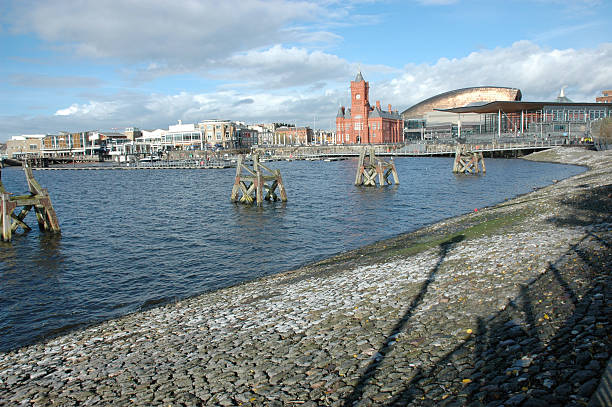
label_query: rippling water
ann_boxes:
[0,157,584,351]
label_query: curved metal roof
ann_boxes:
[401,87,522,118]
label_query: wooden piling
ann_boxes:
[0,161,60,242]
[355,146,399,187]
[453,145,486,175]
[230,154,287,206]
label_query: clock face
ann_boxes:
[355,94,361,100]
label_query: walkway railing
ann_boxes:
[130,159,234,169]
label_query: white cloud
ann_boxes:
[54,105,79,116]
[4,41,611,138]
[8,0,327,68]
[219,45,353,88]
[377,41,612,109]
[54,101,119,118]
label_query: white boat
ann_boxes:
[139,157,161,163]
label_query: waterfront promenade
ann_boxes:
[0,147,610,406]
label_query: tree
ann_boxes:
[598,117,612,142]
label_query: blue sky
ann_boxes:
[1,0,611,140]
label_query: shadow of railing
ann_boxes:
[342,234,465,406]
[378,231,610,406]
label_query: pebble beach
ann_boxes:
[1,147,610,406]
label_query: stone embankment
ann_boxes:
[1,147,610,406]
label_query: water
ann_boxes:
[0,157,584,352]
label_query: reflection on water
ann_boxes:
[0,158,584,351]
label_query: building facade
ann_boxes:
[6,135,45,158]
[161,121,204,150]
[124,127,142,141]
[236,126,258,148]
[439,100,612,141]
[336,72,403,144]
[198,120,239,149]
[41,132,110,157]
[274,126,313,145]
[596,90,612,103]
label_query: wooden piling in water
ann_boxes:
[0,161,60,242]
[452,145,486,174]
[355,146,399,187]
[230,154,287,206]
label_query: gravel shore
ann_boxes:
[1,147,610,406]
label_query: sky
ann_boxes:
[0,0,611,140]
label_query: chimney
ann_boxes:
[178,119,182,125]
[376,101,381,110]
[388,104,392,113]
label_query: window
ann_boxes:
[29,144,37,150]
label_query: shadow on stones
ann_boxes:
[341,234,465,407]
[547,184,612,228]
[378,231,611,407]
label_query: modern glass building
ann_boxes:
[437,101,612,142]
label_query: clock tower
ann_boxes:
[350,72,370,143]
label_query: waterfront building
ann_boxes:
[162,121,205,150]
[41,131,120,158]
[5,134,46,159]
[596,90,612,103]
[401,87,521,140]
[313,129,334,144]
[274,126,313,145]
[236,126,258,148]
[137,129,165,152]
[248,123,280,146]
[124,127,142,141]
[198,120,239,149]
[438,97,612,142]
[336,72,403,144]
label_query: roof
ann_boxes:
[354,71,364,82]
[369,107,401,120]
[401,86,522,118]
[437,100,612,114]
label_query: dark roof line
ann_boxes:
[437,100,611,114]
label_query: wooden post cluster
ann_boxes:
[355,146,399,186]
[230,154,287,206]
[453,145,486,174]
[0,161,60,242]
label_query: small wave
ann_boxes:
[138,296,172,311]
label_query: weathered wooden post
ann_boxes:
[0,161,60,242]
[453,145,486,174]
[230,154,287,206]
[355,146,399,187]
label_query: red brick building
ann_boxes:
[336,72,403,144]
[596,90,612,103]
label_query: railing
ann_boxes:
[130,158,235,168]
